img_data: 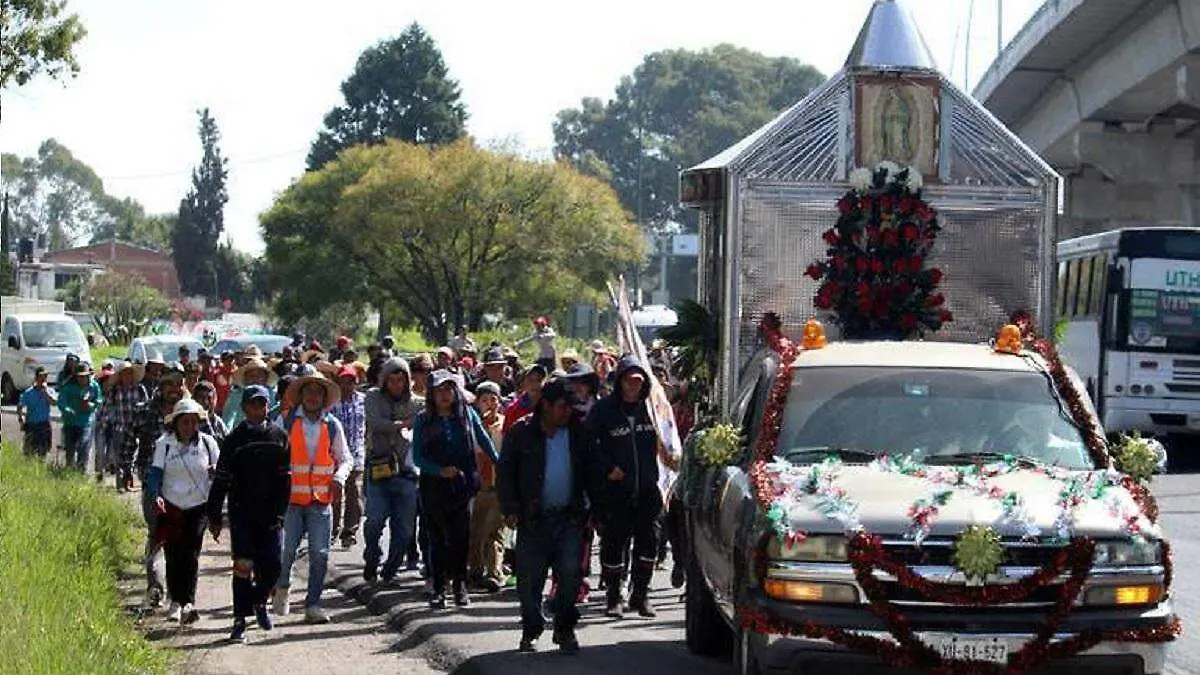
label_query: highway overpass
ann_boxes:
[975,0,1199,238]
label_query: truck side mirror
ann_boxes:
[6,335,18,349]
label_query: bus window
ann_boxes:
[1056,261,1069,318]
[1075,258,1093,317]
[1088,256,1107,315]
[1064,259,1081,317]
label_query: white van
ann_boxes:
[1,297,90,404]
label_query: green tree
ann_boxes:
[84,270,170,344]
[1,139,112,248]
[172,108,228,296]
[554,44,824,232]
[0,193,16,295]
[0,0,87,87]
[306,23,467,170]
[264,139,644,344]
[212,243,266,312]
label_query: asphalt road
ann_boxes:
[2,406,1197,675]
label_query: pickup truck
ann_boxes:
[682,332,1177,675]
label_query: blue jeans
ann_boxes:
[363,475,418,577]
[515,512,584,634]
[277,503,333,609]
[63,423,93,472]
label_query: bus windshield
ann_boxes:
[1124,258,1200,353]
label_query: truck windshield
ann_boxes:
[776,367,1094,470]
[22,320,89,354]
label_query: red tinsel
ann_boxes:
[750,314,801,507]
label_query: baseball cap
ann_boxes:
[242,384,270,403]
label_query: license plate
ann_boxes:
[923,635,1009,664]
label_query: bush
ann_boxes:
[0,447,170,674]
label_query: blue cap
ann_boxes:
[243,384,270,403]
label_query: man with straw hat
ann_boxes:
[222,355,277,430]
[99,359,148,492]
[272,364,353,624]
[57,361,103,472]
[329,364,366,548]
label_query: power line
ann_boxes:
[101,147,308,182]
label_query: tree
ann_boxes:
[212,242,267,312]
[84,270,170,344]
[263,139,644,344]
[172,108,228,296]
[1,139,112,248]
[0,0,87,87]
[0,193,15,295]
[554,45,824,232]
[306,23,467,170]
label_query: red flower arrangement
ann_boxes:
[809,164,951,338]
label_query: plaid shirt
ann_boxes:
[331,390,366,469]
[136,395,175,476]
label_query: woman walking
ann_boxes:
[412,370,497,608]
[145,397,220,624]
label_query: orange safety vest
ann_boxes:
[288,415,336,506]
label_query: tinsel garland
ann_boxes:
[749,313,800,508]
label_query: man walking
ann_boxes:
[468,381,506,592]
[57,362,103,472]
[136,364,187,613]
[99,360,147,491]
[331,365,366,548]
[17,367,55,458]
[590,356,666,619]
[272,365,352,623]
[206,385,291,642]
[362,357,423,583]
[498,379,593,653]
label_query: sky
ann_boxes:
[0,0,1044,255]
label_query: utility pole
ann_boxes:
[964,0,976,90]
[997,0,1004,56]
[633,82,645,309]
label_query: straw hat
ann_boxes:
[164,396,208,425]
[244,345,266,360]
[103,360,146,391]
[284,364,340,411]
[235,357,277,386]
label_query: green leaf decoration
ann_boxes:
[695,424,741,467]
[1115,432,1159,484]
[952,526,1005,582]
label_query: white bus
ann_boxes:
[1056,227,1200,445]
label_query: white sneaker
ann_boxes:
[304,606,330,624]
[166,602,182,622]
[181,604,200,625]
[271,592,289,616]
[145,587,164,610]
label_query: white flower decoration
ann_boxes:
[906,170,924,191]
[877,160,902,181]
[849,167,873,191]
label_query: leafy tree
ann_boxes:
[0,193,15,295]
[54,275,84,310]
[212,243,267,312]
[264,139,644,344]
[172,108,228,296]
[306,23,467,170]
[0,0,87,87]
[554,44,824,232]
[84,270,170,344]
[1,139,111,248]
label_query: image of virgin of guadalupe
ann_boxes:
[856,78,939,177]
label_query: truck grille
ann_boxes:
[877,539,1067,608]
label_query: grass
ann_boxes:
[379,326,600,364]
[91,344,128,365]
[0,445,171,675]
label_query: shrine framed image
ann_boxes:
[854,74,940,178]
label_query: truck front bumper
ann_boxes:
[747,599,1174,675]
[1105,399,1200,437]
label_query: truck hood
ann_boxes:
[771,462,1159,542]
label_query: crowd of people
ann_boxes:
[14,318,693,653]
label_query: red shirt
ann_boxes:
[213,364,237,412]
[501,395,536,434]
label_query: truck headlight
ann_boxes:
[767,535,849,562]
[1083,584,1165,607]
[1093,540,1161,567]
[763,579,859,604]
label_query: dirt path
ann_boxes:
[128,533,443,675]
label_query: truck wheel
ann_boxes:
[732,626,765,675]
[685,558,732,657]
[1,374,16,406]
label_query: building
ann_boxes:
[38,239,182,298]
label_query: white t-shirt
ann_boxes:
[152,432,220,509]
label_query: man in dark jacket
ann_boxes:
[206,385,291,642]
[588,355,663,618]
[498,378,593,653]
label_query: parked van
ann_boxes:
[1,297,90,404]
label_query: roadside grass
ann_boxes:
[91,343,128,365]
[0,445,170,675]
[380,326,600,364]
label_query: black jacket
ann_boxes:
[206,420,291,530]
[497,415,594,524]
[586,355,660,509]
